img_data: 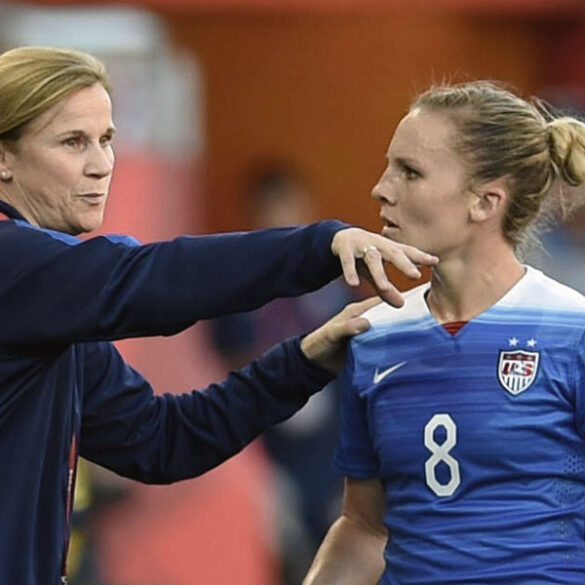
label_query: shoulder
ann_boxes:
[351,282,432,353]
[0,221,81,274]
[362,282,431,330]
[0,218,82,251]
[0,218,140,249]
[503,266,585,312]
[482,266,585,336]
[0,220,142,284]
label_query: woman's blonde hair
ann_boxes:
[412,81,585,250]
[0,46,111,142]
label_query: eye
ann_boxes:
[100,132,115,147]
[401,163,421,181]
[63,136,85,149]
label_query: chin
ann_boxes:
[401,235,437,256]
[387,231,412,247]
[65,217,104,236]
[81,211,106,233]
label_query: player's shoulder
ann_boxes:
[483,266,585,333]
[505,266,585,312]
[361,281,431,332]
[349,283,432,379]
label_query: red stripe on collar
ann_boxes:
[442,321,468,336]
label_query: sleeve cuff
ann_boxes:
[258,336,336,404]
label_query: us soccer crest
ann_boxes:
[497,350,540,395]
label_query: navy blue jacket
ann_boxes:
[0,200,346,585]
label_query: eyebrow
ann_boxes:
[391,155,421,168]
[57,127,117,138]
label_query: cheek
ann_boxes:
[34,159,81,192]
[402,187,437,227]
[18,150,75,189]
[405,186,467,231]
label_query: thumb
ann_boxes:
[349,316,372,335]
[346,296,382,318]
[336,296,381,338]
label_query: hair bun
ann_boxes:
[547,118,585,187]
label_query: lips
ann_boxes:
[381,216,399,229]
[77,193,107,207]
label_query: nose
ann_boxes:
[84,143,114,179]
[371,168,396,205]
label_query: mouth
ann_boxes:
[380,216,400,239]
[381,216,399,230]
[77,193,107,204]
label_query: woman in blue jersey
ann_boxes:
[304,82,585,585]
[0,46,438,585]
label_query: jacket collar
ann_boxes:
[0,200,28,221]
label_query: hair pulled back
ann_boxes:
[0,46,111,143]
[412,81,585,248]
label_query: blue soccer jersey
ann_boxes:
[334,267,585,585]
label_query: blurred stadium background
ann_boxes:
[1,1,585,584]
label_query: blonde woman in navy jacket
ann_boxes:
[0,46,437,585]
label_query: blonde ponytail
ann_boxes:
[547,117,585,187]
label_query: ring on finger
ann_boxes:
[362,244,379,258]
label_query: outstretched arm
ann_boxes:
[80,298,377,483]
[0,220,435,346]
[0,220,344,345]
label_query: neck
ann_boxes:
[0,187,29,222]
[426,238,525,324]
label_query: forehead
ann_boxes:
[25,83,113,137]
[389,107,458,160]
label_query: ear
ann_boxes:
[469,179,508,224]
[0,141,13,182]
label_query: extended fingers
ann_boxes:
[334,234,393,288]
[361,245,392,290]
[337,246,361,287]
[380,227,439,267]
[331,228,438,306]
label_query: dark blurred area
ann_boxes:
[211,160,356,584]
